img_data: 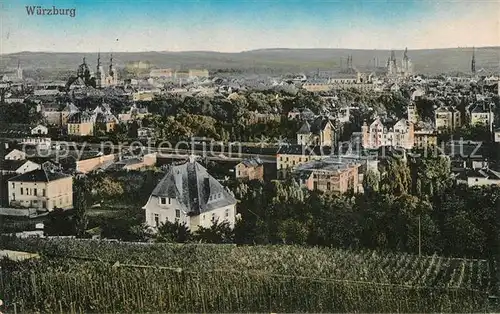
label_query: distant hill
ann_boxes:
[1,47,499,76]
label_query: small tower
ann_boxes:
[471,47,476,74]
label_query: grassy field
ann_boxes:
[0,237,495,313]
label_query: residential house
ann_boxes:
[434,105,461,130]
[94,106,119,134]
[0,124,51,149]
[30,125,48,135]
[296,117,335,147]
[235,158,264,181]
[4,149,26,161]
[455,168,500,187]
[407,102,419,124]
[413,129,438,148]
[67,111,95,136]
[361,118,414,149]
[8,168,73,211]
[118,104,149,122]
[470,103,494,128]
[42,102,79,127]
[0,160,40,175]
[137,127,155,140]
[143,157,237,232]
[276,145,333,178]
[293,157,361,194]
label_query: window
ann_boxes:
[168,198,171,205]
[175,209,180,218]
[42,189,46,197]
[34,189,37,196]
[225,209,229,217]
[20,188,23,195]
[160,197,166,205]
[12,193,15,201]
[154,213,160,227]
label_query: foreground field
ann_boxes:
[0,237,494,313]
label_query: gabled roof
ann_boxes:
[239,158,263,168]
[0,160,31,171]
[310,117,331,133]
[297,121,311,134]
[471,104,488,114]
[67,111,93,124]
[63,103,79,113]
[8,168,70,182]
[150,160,236,215]
[435,105,451,113]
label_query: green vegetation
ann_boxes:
[0,238,493,313]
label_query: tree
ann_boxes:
[44,207,74,236]
[156,221,192,243]
[73,178,91,238]
[380,157,411,196]
[363,170,380,194]
[92,176,124,202]
[194,220,234,243]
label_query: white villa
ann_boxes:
[143,157,237,232]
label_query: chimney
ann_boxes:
[204,177,210,199]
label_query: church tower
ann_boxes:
[105,54,118,86]
[96,52,102,88]
[16,60,23,81]
[471,47,476,74]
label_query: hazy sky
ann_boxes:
[1,0,499,54]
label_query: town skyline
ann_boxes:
[1,0,499,54]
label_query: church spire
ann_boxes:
[403,47,408,60]
[96,52,102,88]
[109,53,114,77]
[471,47,476,74]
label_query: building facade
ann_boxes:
[361,118,414,149]
[294,158,361,194]
[435,105,461,130]
[235,158,264,181]
[143,157,237,232]
[297,117,335,147]
[8,169,73,211]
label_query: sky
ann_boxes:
[0,0,499,54]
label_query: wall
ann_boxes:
[76,154,116,173]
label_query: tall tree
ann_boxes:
[73,178,91,238]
